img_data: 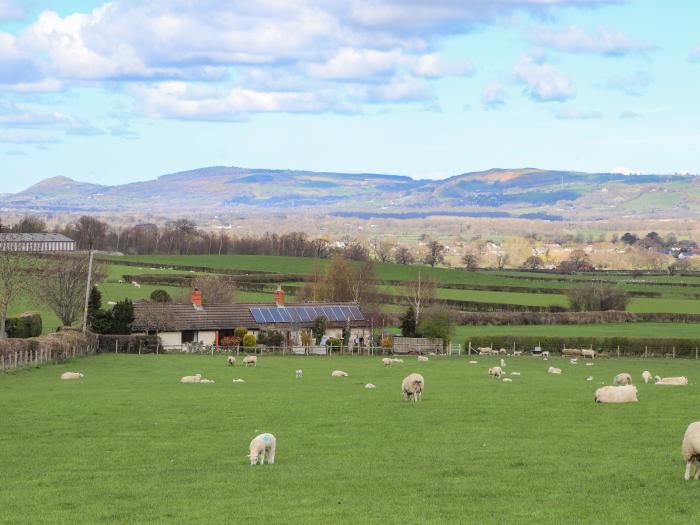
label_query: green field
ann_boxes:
[2,354,700,523]
[456,323,700,340]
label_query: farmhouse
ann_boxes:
[0,233,75,252]
[132,287,370,350]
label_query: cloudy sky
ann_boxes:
[1,0,699,192]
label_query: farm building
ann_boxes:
[0,233,75,252]
[131,287,370,350]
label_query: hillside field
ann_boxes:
[1,354,699,523]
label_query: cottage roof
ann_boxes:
[0,233,75,243]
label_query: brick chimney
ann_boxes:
[273,285,284,306]
[191,288,203,308]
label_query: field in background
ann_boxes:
[1,354,699,523]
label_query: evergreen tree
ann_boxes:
[400,305,417,337]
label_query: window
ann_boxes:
[181,330,196,343]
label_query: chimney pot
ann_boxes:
[191,288,203,307]
[274,285,284,306]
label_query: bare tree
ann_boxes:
[351,260,377,305]
[461,253,479,271]
[138,301,175,353]
[495,253,510,270]
[180,276,237,304]
[0,252,35,338]
[371,239,395,263]
[403,271,437,323]
[40,255,106,327]
[394,246,415,265]
[424,240,445,267]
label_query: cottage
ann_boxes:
[132,286,370,350]
[0,233,75,252]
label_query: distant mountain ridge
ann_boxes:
[4,166,699,220]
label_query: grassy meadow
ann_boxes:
[1,354,700,523]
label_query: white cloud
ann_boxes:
[481,82,506,109]
[411,54,474,78]
[529,25,655,56]
[307,48,406,81]
[554,106,601,120]
[513,55,574,102]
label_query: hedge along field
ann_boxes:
[455,322,700,340]
[1,354,700,523]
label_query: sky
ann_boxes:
[1,0,699,192]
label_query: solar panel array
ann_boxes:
[250,305,364,324]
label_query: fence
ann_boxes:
[160,342,461,357]
[0,330,98,372]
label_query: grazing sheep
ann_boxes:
[365,383,376,389]
[510,371,521,376]
[242,355,257,367]
[581,349,596,359]
[60,372,84,380]
[541,351,550,358]
[513,351,523,356]
[418,356,429,362]
[500,358,506,368]
[391,358,404,364]
[502,378,513,383]
[682,421,700,480]
[232,378,245,383]
[295,369,303,379]
[642,370,652,384]
[499,348,507,355]
[587,376,594,381]
[107,301,117,306]
[227,356,236,366]
[200,379,215,384]
[586,362,594,367]
[570,358,578,365]
[249,433,276,466]
[180,374,202,384]
[477,347,493,356]
[132,281,141,289]
[548,367,562,375]
[468,360,478,364]
[655,376,689,385]
[401,373,424,402]
[382,358,393,366]
[562,348,582,357]
[613,373,633,386]
[488,366,503,378]
[331,370,348,377]
[595,385,638,403]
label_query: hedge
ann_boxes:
[456,310,700,326]
[6,312,42,339]
[377,293,565,313]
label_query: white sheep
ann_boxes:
[655,376,689,385]
[249,433,276,466]
[541,351,550,358]
[586,362,594,367]
[331,370,348,377]
[595,384,638,403]
[477,347,493,356]
[548,367,562,375]
[499,348,507,355]
[382,358,393,366]
[586,376,594,381]
[418,356,429,362]
[513,351,522,356]
[227,356,236,366]
[642,370,652,384]
[401,373,424,402]
[391,358,404,363]
[60,372,84,380]
[500,358,506,368]
[200,379,215,384]
[570,358,578,365]
[295,369,303,379]
[468,360,478,364]
[581,349,596,359]
[682,421,700,480]
[502,378,513,383]
[180,374,202,384]
[613,373,633,386]
[488,366,503,378]
[365,383,376,389]
[242,355,257,367]
[232,378,245,383]
[510,371,521,376]
[132,281,141,289]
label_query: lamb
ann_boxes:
[586,362,594,366]
[180,374,202,384]
[249,433,276,466]
[295,369,303,379]
[382,358,393,366]
[418,356,429,362]
[548,367,562,374]
[488,366,503,378]
[613,373,633,386]
[595,384,638,403]
[642,370,652,384]
[655,376,689,385]
[401,373,424,402]
[331,370,348,377]
[499,348,507,355]
[365,383,376,389]
[502,378,513,383]
[581,349,596,359]
[227,356,236,366]
[200,379,215,384]
[681,421,700,480]
[513,351,522,356]
[587,376,594,381]
[60,372,84,380]
[391,358,404,363]
[477,347,493,356]
[242,355,257,367]
[232,378,245,383]
[468,360,478,364]
[510,371,521,376]
[500,358,506,368]
[132,281,141,289]
[570,358,578,365]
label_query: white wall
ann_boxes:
[159,332,182,349]
[198,331,216,345]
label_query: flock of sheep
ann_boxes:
[58,351,700,478]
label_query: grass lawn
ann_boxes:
[1,354,700,523]
[455,322,700,340]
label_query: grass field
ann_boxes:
[455,322,700,340]
[1,354,700,523]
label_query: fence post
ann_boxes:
[645,346,648,358]
[696,347,698,360]
[673,346,676,359]
[617,345,620,358]
[468,341,471,355]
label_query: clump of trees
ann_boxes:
[87,287,135,334]
[399,304,454,343]
[566,285,629,312]
[298,256,377,307]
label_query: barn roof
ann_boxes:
[0,233,75,242]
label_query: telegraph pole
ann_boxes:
[82,249,95,333]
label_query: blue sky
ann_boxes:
[1,0,699,192]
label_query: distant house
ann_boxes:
[132,287,370,350]
[0,233,75,252]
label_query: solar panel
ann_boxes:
[248,305,364,324]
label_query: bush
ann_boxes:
[242,333,257,348]
[220,336,241,347]
[150,289,172,303]
[6,312,42,338]
[258,330,284,347]
[566,285,629,312]
[234,327,248,339]
[417,308,455,343]
[325,337,343,350]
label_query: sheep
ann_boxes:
[60,372,84,380]
[548,367,562,375]
[200,379,215,384]
[581,349,596,359]
[477,347,493,356]
[227,356,236,366]
[295,369,303,379]
[513,351,523,356]
[499,348,507,355]
[391,358,404,363]
[418,356,429,362]
[331,370,348,377]
[613,373,633,386]
[510,371,521,376]
[595,385,638,403]
[249,433,276,466]
[382,358,393,366]
[681,421,700,480]
[502,378,513,383]
[488,366,503,378]
[562,348,582,357]
[586,362,594,367]
[232,378,245,383]
[586,376,594,381]
[401,373,424,402]
[570,358,578,365]
[180,374,202,384]
[642,370,652,384]
[468,360,478,364]
[541,351,550,358]
[365,383,376,389]
[242,355,257,367]
[500,358,506,368]
[655,376,689,385]
[132,281,141,289]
